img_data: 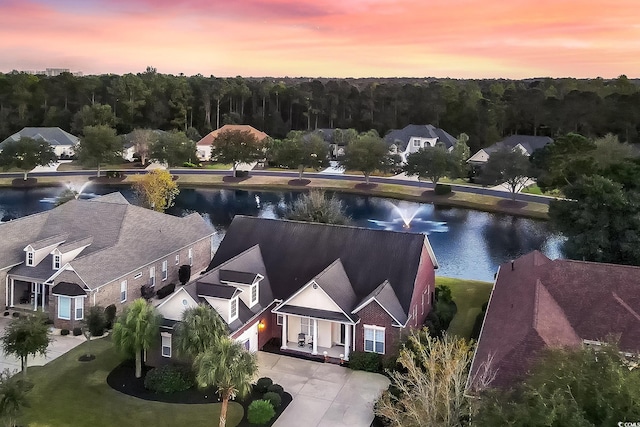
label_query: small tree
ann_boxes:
[0,369,32,427]
[0,314,51,379]
[76,125,122,177]
[112,299,161,378]
[71,103,117,134]
[81,306,106,358]
[403,146,454,185]
[339,134,399,184]
[271,132,329,179]
[133,169,179,212]
[481,147,533,200]
[450,134,471,179]
[150,130,196,167]
[210,129,265,177]
[174,305,227,361]
[286,190,351,225]
[127,129,158,165]
[194,338,258,427]
[0,137,57,180]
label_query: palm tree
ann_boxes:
[173,304,227,360]
[112,299,161,378]
[194,338,258,427]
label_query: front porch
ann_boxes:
[7,279,50,312]
[277,313,354,362]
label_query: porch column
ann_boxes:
[41,284,46,311]
[33,283,38,311]
[312,318,318,355]
[9,278,14,308]
[344,324,351,361]
[280,315,288,349]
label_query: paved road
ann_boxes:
[1,168,558,205]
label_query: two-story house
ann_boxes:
[385,124,458,163]
[152,216,438,365]
[0,192,214,329]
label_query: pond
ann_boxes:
[0,185,564,282]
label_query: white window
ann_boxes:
[412,139,421,147]
[421,292,425,315]
[26,251,34,266]
[230,297,238,321]
[188,248,193,266]
[120,280,127,303]
[162,260,168,281]
[75,297,84,320]
[53,255,61,270]
[250,284,258,305]
[134,271,142,279]
[277,314,284,325]
[301,317,314,337]
[364,325,385,354]
[58,296,70,320]
[175,254,180,265]
[161,334,172,358]
[149,266,156,287]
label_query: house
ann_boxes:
[196,125,269,161]
[468,135,552,165]
[152,216,438,365]
[469,251,640,389]
[0,127,80,158]
[121,129,166,162]
[384,124,457,163]
[0,193,214,329]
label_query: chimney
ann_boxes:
[511,260,515,271]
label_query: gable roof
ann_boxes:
[209,216,433,318]
[51,282,86,297]
[353,280,408,326]
[384,124,457,150]
[0,127,79,149]
[484,135,553,156]
[470,251,640,389]
[0,193,213,289]
[197,125,269,147]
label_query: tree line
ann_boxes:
[1,69,639,153]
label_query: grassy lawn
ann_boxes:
[57,161,136,172]
[436,276,493,340]
[522,184,564,198]
[202,163,233,170]
[22,338,243,427]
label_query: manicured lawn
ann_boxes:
[57,161,136,171]
[22,337,243,427]
[522,184,564,198]
[203,163,233,170]
[436,276,493,340]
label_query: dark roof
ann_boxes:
[354,280,408,325]
[51,282,86,297]
[0,127,79,148]
[219,270,258,285]
[196,282,240,300]
[484,135,553,155]
[209,216,431,315]
[384,124,457,150]
[470,251,640,389]
[276,305,354,323]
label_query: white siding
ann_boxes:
[234,322,258,352]
[287,283,343,313]
[157,288,197,321]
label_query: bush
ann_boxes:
[423,285,458,337]
[235,170,249,178]
[156,283,176,299]
[434,183,452,195]
[178,265,191,286]
[262,391,282,409]
[105,170,122,178]
[349,351,382,373]
[144,364,194,393]
[72,327,82,336]
[104,304,117,329]
[60,329,70,336]
[267,383,284,396]
[247,400,275,425]
[182,162,197,168]
[255,377,273,394]
[86,305,106,337]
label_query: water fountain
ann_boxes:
[366,201,449,234]
[65,181,93,200]
[389,202,423,229]
[39,181,94,205]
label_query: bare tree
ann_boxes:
[128,129,157,165]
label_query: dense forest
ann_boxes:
[0,68,638,153]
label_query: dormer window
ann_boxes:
[250,283,258,306]
[230,297,238,322]
[53,255,61,270]
[26,251,34,266]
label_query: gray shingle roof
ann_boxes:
[196,282,240,299]
[219,270,258,285]
[51,282,86,297]
[385,124,457,150]
[277,306,353,323]
[354,280,408,325]
[309,259,358,321]
[0,127,79,149]
[484,135,553,155]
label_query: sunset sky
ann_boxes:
[0,0,638,78]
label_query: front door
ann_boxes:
[337,324,346,345]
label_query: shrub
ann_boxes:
[144,364,194,393]
[86,305,106,337]
[423,285,458,337]
[349,351,382,373]
[267,383,284,396]
[72,327,82,336]
[182,162,197,168]
[60,329,70,336]
[255,377,273,394]
[247,400,275,425]
[104,304,117,329]
[178,265,191,286]
[235,170,249,178]
[156,283,176,299]
[105,170,122,178]
[434,183,452,195]
[262,391,282,409]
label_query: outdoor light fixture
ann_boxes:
[323,351,328,363]
[258,320,265,330]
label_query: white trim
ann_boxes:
[175,254,180,265]
[422,236,439,270]
[250,283,258,306]
[161,333,172,358]
[188,248,193,266]
[134,271,142,279]
[120,280,127,303]
[74,296,84,320]
[229,297,239,322]
[26,251,34,266]
[273,278,356,322]
[363,324,385,354]
[276,313,283,325]
[162,260,168,281]
[57,296,71,320]
[352,296,405,327]
[156,286,199,310]
[149,266,156,287]
[467,149,489,163]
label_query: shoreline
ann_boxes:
[0,173,550,220]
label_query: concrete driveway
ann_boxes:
[0,316,85,374]
[257,352,390,427]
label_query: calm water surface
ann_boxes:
[0,185,564,282]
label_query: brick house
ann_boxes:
[469,251,640,389]
[0,192,214,329]
[154,216,438,365]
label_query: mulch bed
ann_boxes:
[222,176,250,183]
[11,177,38,187]
[287,179,310,186]
[354,183,378,190]
[107,360,292,426]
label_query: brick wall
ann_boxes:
[408,243,436,328]
[355,302,404,355]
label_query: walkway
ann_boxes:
[258,352,390,427]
